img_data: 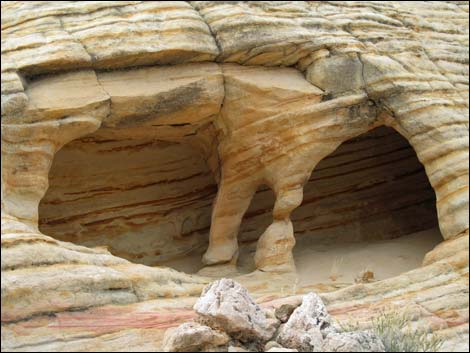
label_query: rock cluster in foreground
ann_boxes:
[163,279,385,352]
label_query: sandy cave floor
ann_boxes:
[163,227,443,290]
[294,227,442,286]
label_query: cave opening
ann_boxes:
[39,125,441,284]
[38,128,218,271]
[235,126,441,286]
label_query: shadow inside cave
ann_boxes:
[234,126,441,286]
[39,125,442,288]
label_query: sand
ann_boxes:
[163,227,443,290]
[293,227,442,287]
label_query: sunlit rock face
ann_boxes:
[1,1,468,352]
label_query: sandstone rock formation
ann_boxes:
[1,1,468,351]
[322,331,385,352]
[162,321,230,352]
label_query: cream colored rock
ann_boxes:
[194,279,276,342]
[1,1,468,352]
[1,65,212,324]
[265,342,299,352]
[36,64,223,266]
[323,331,385,352]
[162,321,229,352]
[264,341,285,351]
[276,293,331,351]
[265,348,298,353]
[1,2,219,74]
[201,64,377,271]
[228,346,251,353]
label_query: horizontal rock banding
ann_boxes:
[240,126,438,245]
[1,1,468,351]
[39,134,218,265]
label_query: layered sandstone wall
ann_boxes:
[39,132,218,265]
[37,125,438,266]
[1,1,468,351]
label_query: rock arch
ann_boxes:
[1,2,468,350]
[202,60,468,272]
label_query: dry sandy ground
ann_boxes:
[165,227,443,289]
[293,227,442,286]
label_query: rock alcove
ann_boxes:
[2,2,468,351]
[39,129,219,267]
[39,120,441,286]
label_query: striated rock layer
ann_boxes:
[37,125,438,267]
[1,1,468,351]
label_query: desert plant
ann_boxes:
[338,309,444,352]
[371,310,444,352]
[338,314,362,332]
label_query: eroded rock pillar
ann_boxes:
[202,178,258,265]
[255,188,304,272]
[1,70,110,235]
[1,116,106,232]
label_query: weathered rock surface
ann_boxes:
[274,294,385,352]
[1,1,468,352]
[275,302,301,324]
[265,348,298,353]
[228,346,252,353]
[162,321,230,352]
[163,283,387,352]
[194,279,276,342]
[264,341,286,351]
[277,293,332,351]
[323,331,385,352]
